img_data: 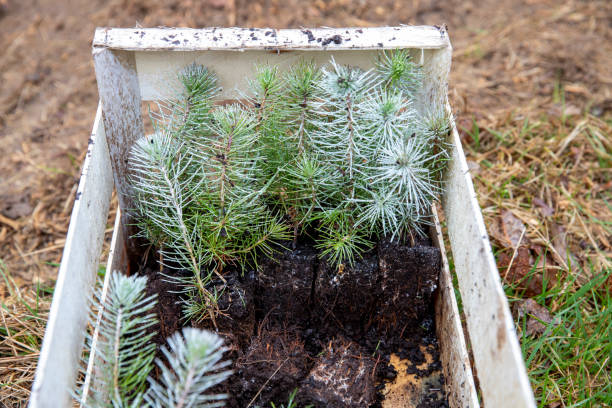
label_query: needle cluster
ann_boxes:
[74,271,231,408]
[128,52,450,322]
[258,51,451,265]
[130,65,289,321]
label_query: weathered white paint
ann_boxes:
[134,48,428,100]
[80,209,126,406]
[30,104,113,408]
[431,205,480,408]
[93,26,449,52]
[33,26,535,408]
[416,40,452,116]
[442,107,536,407]
[92,48,144,253]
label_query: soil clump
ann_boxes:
[140,235,448,407]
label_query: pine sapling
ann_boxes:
[76,271,157,408]
[145,328,233,408]
[188,104,290,268]
[244,65,284,140]
[130,65,289,322]
[75,271,232,408]
[421,107,453,189]
[303,53,449,262]
[375,49,423,97]
[361,50,447,240]
[150,63,220,142]
[129,131,218,322]
[259,62,327,244]
[308,58,379,265]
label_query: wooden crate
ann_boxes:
[30,26,536,408]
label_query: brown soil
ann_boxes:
[300,336,377,407]
[138,233,445,407]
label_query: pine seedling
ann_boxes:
[244,65,284,136]
[314,208,374,266]
[75,272,232,407]
[129,131,218,322]
[421,107,453,188]
[310,59,378,194]
[76,271,157,408]
[360,89,419,147]
[188,104,290,269]
[364,135,438,239]
[131,66,289,322]
[280,62,322,155]
[145,328,233,408]
[305,59,381,265]
[305,55,446,260]
[357,51,449,240]
[150,63,220,141]
[258,62,328,243]
[244,66,287,204]
[375,49,423,97]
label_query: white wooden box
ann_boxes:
[30,26,535,408]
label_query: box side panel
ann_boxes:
[442,113,536,407]
[133,48,433,101]
[93,26,449,52]
[30,104,113,408]
[92,48,144,253]
[431,206,479,408]
[80,210,126,405]
[416,43,451,117]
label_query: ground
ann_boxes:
[0,0,611,406]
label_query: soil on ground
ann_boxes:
[138,233,444,407]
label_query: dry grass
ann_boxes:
[465,112,612,281]
[0,261,51,407]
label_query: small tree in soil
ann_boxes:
[128,52,450,320]
[74,271,232,408]
[130,65,289,321]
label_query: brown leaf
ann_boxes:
[491,210,527,249]
[551,224,579,271]
[502,211,526,248]
[533,197,554,217]
[499,246,542,296]
[513,298,556,336]
[0,193,32,219]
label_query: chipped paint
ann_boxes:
[93,26,450,52]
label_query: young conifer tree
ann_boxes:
[129,130,219,322]
[303,59,380,266]
[376,49,452,188]
[76,271,157,408]
[354,89,428,238]
[187,104,289,268]
[130,64,288,321]
[298,52,450,266]
[145,328,233,408]
[255,62,330,245]
[362,50,451,240]
[75,271,232,408]
[150,63,220,142]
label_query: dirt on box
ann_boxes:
[138,232,445,407]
